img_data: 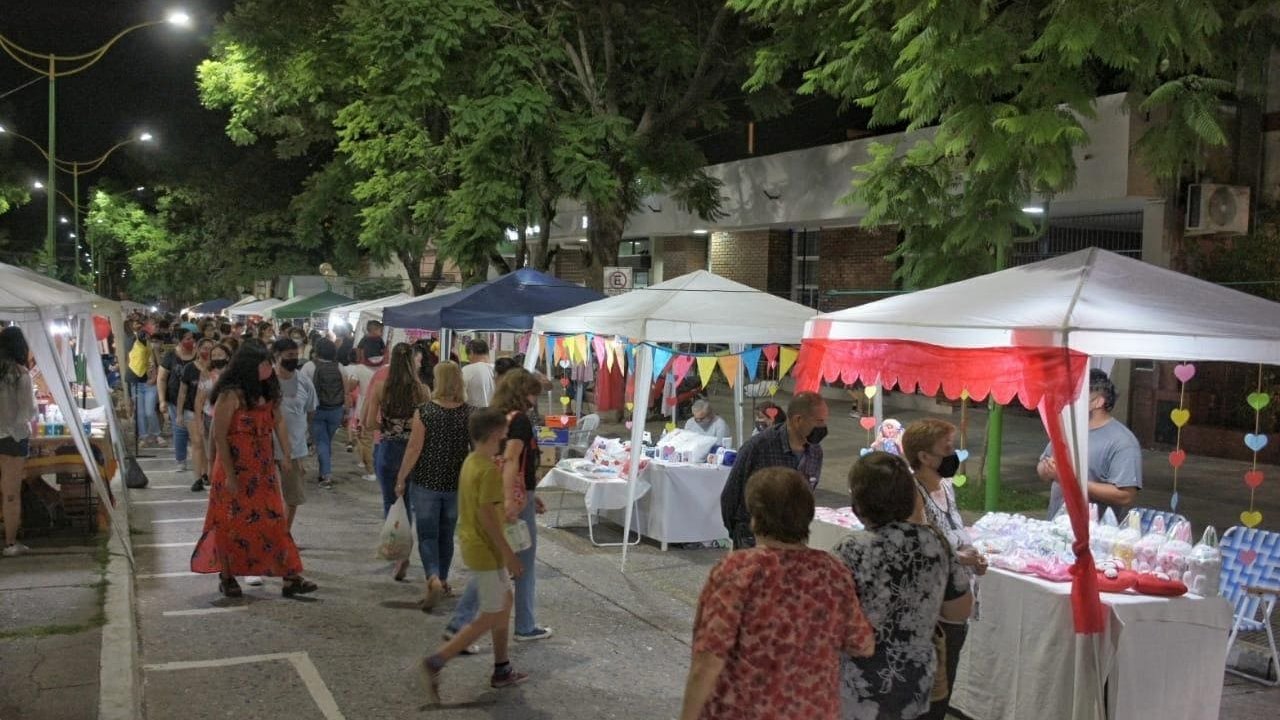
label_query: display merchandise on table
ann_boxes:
[968,507,1221,598]
[807,506,864,550]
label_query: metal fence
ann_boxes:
[1012,211,1144,266]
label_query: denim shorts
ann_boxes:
[0,436,30,458]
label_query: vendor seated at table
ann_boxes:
[1036,369,1143,521]
[685,399,730,439]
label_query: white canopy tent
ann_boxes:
[798,248,1280,718]
[222,295,260,316]
[0,263,131,557]
[227,297,285,319]
[325,292,413,335]
[532,270,819,566]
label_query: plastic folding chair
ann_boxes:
[1220,526,1280,686]
[566,413,600,457]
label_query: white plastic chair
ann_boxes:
[566,413,600,457]
[1221,526,1280,685]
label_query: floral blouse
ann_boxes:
[692,547,874,720]
[833,522,969,720]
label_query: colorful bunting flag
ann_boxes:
[652,347,674,381]
[696,356,718,388]
[741,347,763,381]
[671,354,694,385]
[779,346,799,379]
[718,355,740,388]
[592,335,607,368]
[763,344,780,369]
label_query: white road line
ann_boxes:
[133,499,208,505]
[162,607,247,617]
[152,517,204,524]
[135,542,196,549]
[145,651,345,720]
[136,571,200,579]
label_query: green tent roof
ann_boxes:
[269,290,354,320]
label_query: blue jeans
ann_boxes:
[167,405,189,464]
[448,499,539,635]
[310,406,344,479]
[374,438,408,518]
[408,484,457,582]
[132,383,160,439]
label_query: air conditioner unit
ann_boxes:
[1185,183,1250,236]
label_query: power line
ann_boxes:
[0,75,41,101]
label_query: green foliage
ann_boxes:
[733,0,1272,287]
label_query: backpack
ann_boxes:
[314,360,345,408]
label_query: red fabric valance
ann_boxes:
[795,337,1104,633]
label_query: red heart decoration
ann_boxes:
[1241,549,1258,566]
[559,377,570,388]
[859,417,876,430]
[1245,470,1264,489]
[1168,449,1186,469]
[664,396,677,407]
[763,407,779,419]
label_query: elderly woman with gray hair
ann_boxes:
[684,398,731,439]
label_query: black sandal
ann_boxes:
[219,575,242,598]
[282,576,318,597]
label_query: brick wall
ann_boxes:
[709,230,773,290]
[816,226,900,312]
[766,230,792,296]
[658,235,708,280]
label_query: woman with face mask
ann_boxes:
[902,418,987,720]
[179,339,218,492]
[191,342,315,599]
[157,329,199,472]
[195,344,232,464]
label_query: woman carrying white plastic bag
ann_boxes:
[378,497,413,562]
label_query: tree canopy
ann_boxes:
[732,0,1276,286]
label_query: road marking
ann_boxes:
[162,607,247,617]
[133,499,207,505]
[136,571,200,579]
[136,542,196,549]
[145,651,344,720]
[152,517,203,524]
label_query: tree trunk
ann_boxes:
[584,200,624,290]
[533,198,559,271]
[421,255,445,294]
[396,248,425,295]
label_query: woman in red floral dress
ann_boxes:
[680,467,875,720]
[190,342,316,598]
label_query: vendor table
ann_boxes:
[807,506,863,550]
[951,567,1232,720]
[26,433,117,481]
[540,462,731,550]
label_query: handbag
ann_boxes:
[929,623,949,702]
[504,519,532,553]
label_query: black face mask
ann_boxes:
[806,425,828,445]
[936,453,961,478]
[281,359,300,372]
[754,421,767,432]
[210,359,229,370]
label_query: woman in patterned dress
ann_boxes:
[681,467,875,720]
[190,341,316,598]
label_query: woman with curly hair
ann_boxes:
[0,326,36,557]
[190,341,315,598]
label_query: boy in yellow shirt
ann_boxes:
[420,408,528,702]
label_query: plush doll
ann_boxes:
[871,418,904,456]
[1133,516,1170,573]
[1112,512,1144,569]
[1156,520,1195,579]
[1096,559,1138,593]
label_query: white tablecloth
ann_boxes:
[807,507,864,551]
[951,567,1232,720]
[540,462,731,546]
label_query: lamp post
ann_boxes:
[0,10,190,278]
[2,124,153,283]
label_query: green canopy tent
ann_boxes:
[267,290,354,321]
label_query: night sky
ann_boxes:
[0,0,237,253]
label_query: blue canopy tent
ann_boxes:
[190,298,234,315]
[382,268,604,331]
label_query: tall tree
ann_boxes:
[732,0,1276,287]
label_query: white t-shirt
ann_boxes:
[344,363,378,417]
[685,415,731,440]
[462,361,496,407]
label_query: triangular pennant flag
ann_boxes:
[652,346,674,381]
[554,337,567,365]
[605,341,616,372]
[718,355,740,388]
[671,354,694,385]
[545,336,556,371]
[612,342,625,373]
[696,356,718,388]
[763,344,780,368]
[574,335,589,366]
[741,347,763,381]
[592,335,607,369]
[779,346,799,378]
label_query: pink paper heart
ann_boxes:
[1173,363,1196,384]
[560,415,570,425]
[763,407,779,419]
[664,396,677,407]
[859,417,876,430]
[1245,470,1264,489]
[1240,549,1258,566]
[624,421,633,430]
[1168,449,1187,469]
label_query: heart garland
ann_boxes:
[1168,362,1194,511]
[1241,364,1268,528]
[954,390,970,488]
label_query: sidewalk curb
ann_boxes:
[98,477,143,720]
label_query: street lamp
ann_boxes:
[0,10,191,278]
[5,124,156,285]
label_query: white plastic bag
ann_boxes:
[377,498,413,561]
[504,520,532,553]
[1185,526,1222,596]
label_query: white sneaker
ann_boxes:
[363,474,377,482]
[2,543,30,557]
[245,576,264,586]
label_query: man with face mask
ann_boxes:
[720,391,829,549]
[684,399,731,439]
[1037,369,1142,521]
